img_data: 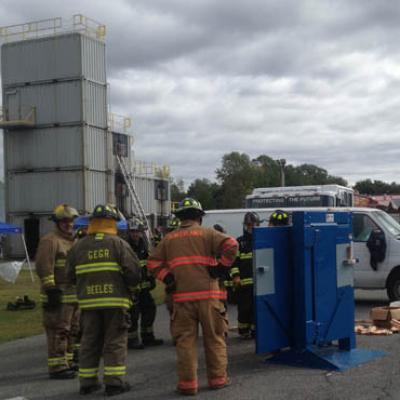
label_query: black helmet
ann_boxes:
[167,217,181,231]
[269,210,289,226]
[75,227,88,239]
[243,212,260,226]
[91,204,120,221]
[174,197,205,217]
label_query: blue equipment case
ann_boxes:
[253,211,385,371]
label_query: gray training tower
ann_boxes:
[0,16,111,256]
[0,15,171,257]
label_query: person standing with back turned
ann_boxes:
[66,204,141,397]
[148,198,238,396]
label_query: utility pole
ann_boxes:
[276,159,286,187]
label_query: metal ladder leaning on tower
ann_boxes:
[116,154,154,248]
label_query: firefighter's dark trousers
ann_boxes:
[43,303,79,374]
[171,299,229,392]
[128,290,156,341]
[236,285,254,336]
[79,308,130,388]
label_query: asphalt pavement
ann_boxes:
[1,290,399,400]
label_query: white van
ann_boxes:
[203,207,400,301]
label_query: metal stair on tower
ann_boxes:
[116,154,153,247]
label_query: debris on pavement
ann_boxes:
[355,306,400,335]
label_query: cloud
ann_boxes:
[1,0,400,187]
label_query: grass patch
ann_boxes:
[0,270,166,344]
[0,270,43,344]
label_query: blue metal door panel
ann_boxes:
[291,212,354,349]
[311,224,339,344]
[324,286,355,347]
[254,211,382,370]
[291,213,313,349]
[254,226,292,354]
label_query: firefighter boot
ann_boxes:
[105,382,131,397]
[176,387,198,396]
[79,384,102,395]
[49,368,76,380]
[210,377,231,390]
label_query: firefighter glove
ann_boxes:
[44,288,63,310]
[163,273,176,294]
[232,276,241,287]
[208,264,229,280]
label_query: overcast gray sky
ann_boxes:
[1,0,400,186]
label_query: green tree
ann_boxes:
[170,178,186,202]
[285,164,347,186]
[187,178,220,210]
[216,152,257,208]
[287,164,328,185]
[173,153,350,211]
[389,182,400,194]
[326,175,348,186]
[354,179,400,195]
[251,155,281,188]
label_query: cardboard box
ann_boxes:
[370,307,400,328]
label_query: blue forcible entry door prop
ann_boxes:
[254,211,385,371]
[254,225,292,354]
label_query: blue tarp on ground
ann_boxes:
[74,216,128,231]
[0,222,22,234]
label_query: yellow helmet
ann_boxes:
[51,204,79,222]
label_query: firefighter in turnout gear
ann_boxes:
[269,210,289,227]
[35,204,80,379]
[66,204,141,396]
[231,212,260,339]
[127,217,163,349]
[148,198,238,395]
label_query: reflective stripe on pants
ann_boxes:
[43,303,77,374]
[79,308,130,387]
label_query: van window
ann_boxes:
[372,210,400,238]
[352,213,379,242]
